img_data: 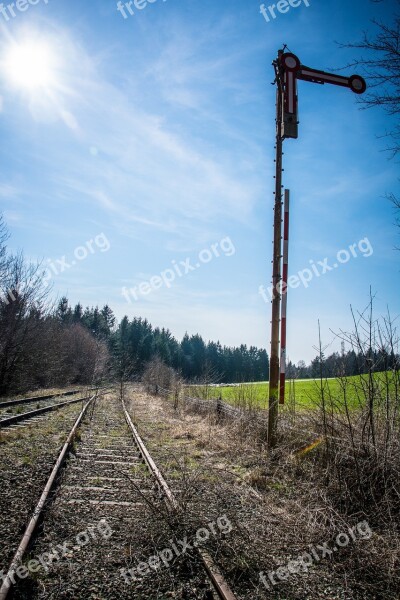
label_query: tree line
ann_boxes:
[56,301,270,384]
[287,347,398,380]
[1,215,397,397]
[0,217,269,394]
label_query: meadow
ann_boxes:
[186,371,398,412]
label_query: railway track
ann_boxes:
[0,390,238,600]
[0,396,91,429]
[0,389,84,410]
[0,393,104,592]
[0,387,112,429]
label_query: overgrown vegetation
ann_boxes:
[145,297,400,594]
[137,374,400,599]
[311,300,400,528]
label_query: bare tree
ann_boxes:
[60,323,109,386]
[0,253,52,394]
[340,1,400,156]
[0,216,110,395]
[0,216,10,281]
[389,191,400,245]
[339,4,400,244]
[142,357,180,396]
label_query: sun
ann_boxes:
[2,39,57,91]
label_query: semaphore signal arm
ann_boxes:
[277,51,367,139]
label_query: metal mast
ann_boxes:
[267,49,366,449]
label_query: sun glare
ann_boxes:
[3,40,57,91]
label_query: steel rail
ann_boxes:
[0,389,84,409]
[0,385,110,409]
[123,399,179,509]
[0,396,91,428]
[0,393,97,600]
[122,398,238,600]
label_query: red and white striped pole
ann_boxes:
[279,189,290,404]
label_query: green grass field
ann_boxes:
[187,372,398,412]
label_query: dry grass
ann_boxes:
[126,385,400,599]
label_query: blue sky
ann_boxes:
[0,0,398,363]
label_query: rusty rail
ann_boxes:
[0,389,84,409]
[122,398,238,600]
[0,396,90,428]
[0,394,96,600]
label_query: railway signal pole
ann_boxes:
[279,189,290,406]
[267,49,366,449]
